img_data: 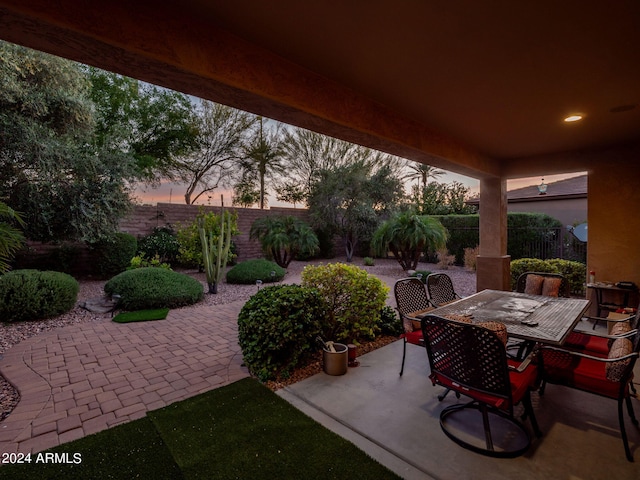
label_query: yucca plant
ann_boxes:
[198,208,234,293]
[371,211,448,271]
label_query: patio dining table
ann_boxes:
[410,289,591,346]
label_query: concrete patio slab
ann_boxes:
[279,338,640,480]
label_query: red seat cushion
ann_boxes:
[430,360,537,410]
[541,349,627,399]
[402,330,423,346]
[564,331,609,356]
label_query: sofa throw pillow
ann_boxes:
[542,277,562,297]
[605,337,634,382]
[524,274,544,295]
[478,321,508,345]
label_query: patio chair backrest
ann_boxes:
[394,277,431,321]
[426,273,460,307]
[421,314,512,410]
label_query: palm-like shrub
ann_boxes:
[0,201,25,273]
[371,211,448,271]
[250,216,319,268]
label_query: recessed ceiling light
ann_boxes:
[564,114,583,122]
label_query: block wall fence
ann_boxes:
[119,203,312,262]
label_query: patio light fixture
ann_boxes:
[537,178,547,195]
[564,114,583,122]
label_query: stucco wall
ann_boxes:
[587,156,640,311]
[119,203,311,262]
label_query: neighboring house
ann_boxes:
[467,175,587,227]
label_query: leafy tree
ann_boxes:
[232,177,261,208]
[238,118,286,209]
[275,183,306,208]
[0,41,132,242]
[410,181,477,215]
[281,128,373,200]
[371,211,448,270]
[87,68,200,183]
[0,202,25,273]
[307,160,403,262]
[249,216,319,268]
[174,101,255,204]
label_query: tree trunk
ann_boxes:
[208,282,218,294]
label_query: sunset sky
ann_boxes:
[134,171,586,207]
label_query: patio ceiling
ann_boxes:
[0,1,639,180]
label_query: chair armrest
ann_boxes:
[508,349,536,372]
[541,345,639,363]
[571,328,637,341]
[582,313,634,324]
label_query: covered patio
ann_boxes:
[1,1,638,290]
[1,2,639,477]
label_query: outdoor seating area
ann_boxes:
[393,272,640,467]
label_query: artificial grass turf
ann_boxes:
[0,378,401,479]
[0,417,183,480]
[149,377,401,480]
[112,307,169,323]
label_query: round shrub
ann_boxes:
[237,285,326,381]
[91,233,138,277]
[104,268,203,310]
[301,263,389,343]
[0,269,79,322]
[226,259,286,284]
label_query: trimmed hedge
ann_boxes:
[0,269,79,322]
[104,268,203,310]
[237,285,326,381]
[226,259,286,284]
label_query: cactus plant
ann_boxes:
[198,208,234,294]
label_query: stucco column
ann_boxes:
[476,177,511,291]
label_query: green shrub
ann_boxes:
[0,269,79,322]
[363,257,375,266]
[91,233,138,277]
[104,268,203,310]
[237,285,326,381]
[137,226,180,264]
[128,254,172,270]
[226,259,285,284]
[378,305,403,336]
[301,263,389,343]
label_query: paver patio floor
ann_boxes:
[0,301,249,454]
